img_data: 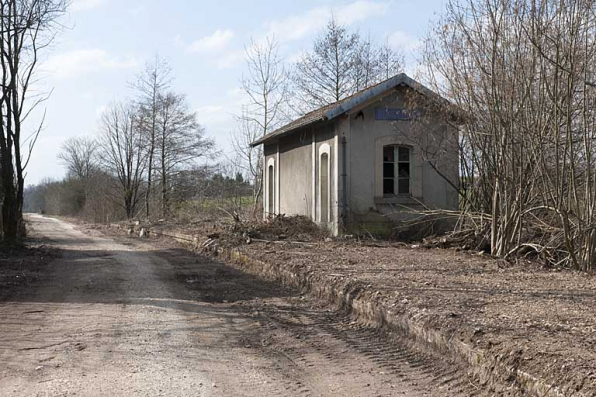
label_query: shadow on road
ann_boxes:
[1,243,294,310]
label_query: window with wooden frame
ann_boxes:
[383,145,411,196]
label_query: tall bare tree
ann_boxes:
[294,17,360,109]
[378,38,405,80]
[131,56,172,219]
[294,18,406,111]
[98,102,148,219]
[156,92,214,217]
[58,137,98,181]
[0,0,67,244]
[352,35,380,92]
[57,136,99,212]
[232,36,288,212]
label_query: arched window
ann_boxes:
[266,158,275,215]
[320,152,329,223]
[383,145,410,196]
[317,143,331,224]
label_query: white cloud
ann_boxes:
[387,30,422,51]
[43,49,138,80]
[71,0,106,12]
[265,0,389,42]
[186,29,235,53]
[95,105,107,116]
[197,88,245,124]
[129,5,147,18]
[197,105,225,114]
[265,8,327,42]
[195,88,247,147]
[177,31,243,69]
[196,105,227,125]
[215,49,245,69]
[336,0,390,25]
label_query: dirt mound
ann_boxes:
[225,215,329,245]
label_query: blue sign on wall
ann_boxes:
[374,107,420,121]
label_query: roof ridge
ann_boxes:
[251,73,439,147]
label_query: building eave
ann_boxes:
[250,73,452,147]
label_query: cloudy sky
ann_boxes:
[27,0,445,185]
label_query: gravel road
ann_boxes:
[0,215,482,396]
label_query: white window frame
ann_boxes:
[266,157,276,215]
[317,143,331,223]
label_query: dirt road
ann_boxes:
[0,215,482,396]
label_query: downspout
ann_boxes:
[341,136,348,228]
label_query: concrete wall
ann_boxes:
[343,86,459,235]
[278,130,313,218]
[261,122,339,234]
[312,123,338,234]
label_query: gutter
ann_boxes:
[341,136,348,228]
[249,116,327,147]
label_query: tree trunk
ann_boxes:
[2,187,18,245]
[0,144,18,244]
[145,147,154,219]
[161,158,167,219]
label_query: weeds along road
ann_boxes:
[0,215,482,396]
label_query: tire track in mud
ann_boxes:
[249,301,489,397]
[84,222,518,396]
[256,319,317,397]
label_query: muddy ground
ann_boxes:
[0,232,58,303]
[0,215,498,396]
[108,216,596,395]
[232,239,596,395]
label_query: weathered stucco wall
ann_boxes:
[261,122,339,234]
[342,86,459,234]
[278,130,313,218]
[312,123,337,233]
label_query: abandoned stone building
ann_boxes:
[250,73,460,236]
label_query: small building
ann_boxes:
[250,74,460,236]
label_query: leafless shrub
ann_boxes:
[420,0,596,270]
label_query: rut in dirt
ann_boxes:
[0,215,500,396]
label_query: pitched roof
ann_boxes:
[250,73,447,147]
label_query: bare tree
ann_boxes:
[232,36,288,212]
[57,136,99,212]
[422,0,596,270]
[155,92,214,217]
[352,35,380,91]
[97,102,148,219]
[294,17,360,109]
[58,137,98,181]
[294,18,407,111]
[131,56,172,219]
[0,0,67,244]
[378,38,405,80]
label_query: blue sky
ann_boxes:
[27,0,446,184]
